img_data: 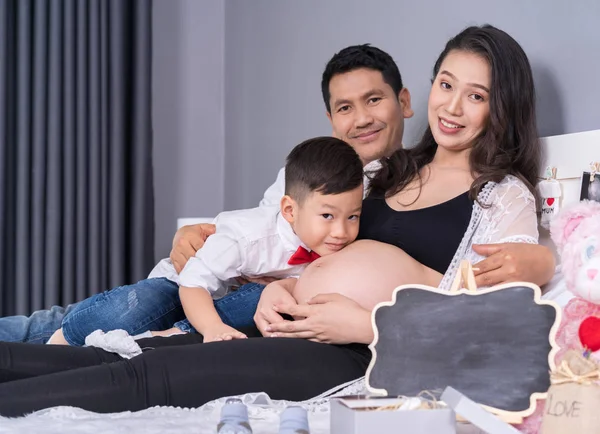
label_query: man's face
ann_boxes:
[327,68,413,165]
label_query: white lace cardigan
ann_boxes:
[438,174,539,290]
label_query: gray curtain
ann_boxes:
[0,0,154,316]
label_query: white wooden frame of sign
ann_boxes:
[365,261,562,424]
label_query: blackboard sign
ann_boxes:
[366,283,561,418]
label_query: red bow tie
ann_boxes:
[288,246,320,266]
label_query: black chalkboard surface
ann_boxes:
[366,283,560,417]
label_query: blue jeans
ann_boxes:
[61,278,266,346]
[0,304,77,344]
[0,281,265,345]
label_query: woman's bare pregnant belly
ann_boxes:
[292,240,443,310]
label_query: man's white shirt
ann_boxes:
[258,160,382,207]
[148,207,309,298]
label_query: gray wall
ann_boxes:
[223,0,600,209]
[153,0,600,259]
[153,0,225,260]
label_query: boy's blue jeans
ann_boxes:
[0,279,266,346]
[0,305,76,344]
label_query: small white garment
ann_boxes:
[84,330,143,359]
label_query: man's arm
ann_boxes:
[258,167,285,208]
[170,224,216,273]
[169,167,285,273]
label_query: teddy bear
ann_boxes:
[550,199,600,363]
[517,199,600,433]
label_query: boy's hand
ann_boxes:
[202,322,247,343]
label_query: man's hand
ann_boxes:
[254,280,298,335]
[170,224,216,273]
[266,293,372,345]
[472,243,556,287]
[201,322,247,343]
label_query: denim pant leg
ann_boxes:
[173,283,266,333]
[61,278,186,346]
[0,304,78,345]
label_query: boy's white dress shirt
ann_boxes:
[149,159,383,297]
[148,206,308,298]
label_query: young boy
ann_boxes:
[51,136,364,345]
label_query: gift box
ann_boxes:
[330,395,456,434]
[541,351,600,434]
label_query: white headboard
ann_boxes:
[538,129,600,254]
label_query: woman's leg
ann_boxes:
[0,341,122,383]
[0,338,370,417]
[0,334,208,383]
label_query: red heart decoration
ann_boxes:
[546,198,555,206]
[579,316,600,352]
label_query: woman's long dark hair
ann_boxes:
[369,25,541,201]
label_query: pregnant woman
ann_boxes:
[0,24,543,417]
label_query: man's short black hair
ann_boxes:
[285,137,363,204]
[321,44,403,113]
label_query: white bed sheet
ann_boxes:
[540,264,573,307]
[0,392,334,434]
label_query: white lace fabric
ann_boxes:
[439,175,539,290]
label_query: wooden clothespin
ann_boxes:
[544,166,558,181]
[450,260,478,292]
[590,162,600,183]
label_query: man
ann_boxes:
[0,45,555,344]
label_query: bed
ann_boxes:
[1,130,598,433]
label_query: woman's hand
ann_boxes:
[266,293,373,345]
[169,224,216,273]
[253,280,298,335]
[472,243,556,287]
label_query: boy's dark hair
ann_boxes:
[285,137,363,204]
[321,44,403,113]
